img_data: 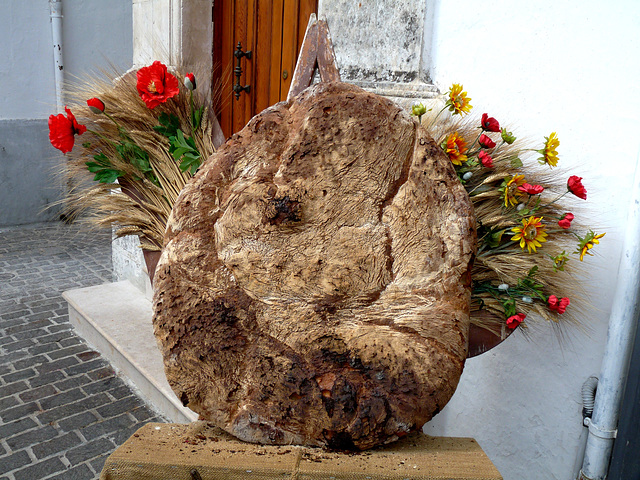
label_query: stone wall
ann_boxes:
[319,0,438,107]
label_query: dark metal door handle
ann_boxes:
[233,42,252,100]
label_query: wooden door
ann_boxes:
[213,0,317,138]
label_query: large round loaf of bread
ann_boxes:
[153,82,476,450]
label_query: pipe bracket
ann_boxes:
[583,417,617,439]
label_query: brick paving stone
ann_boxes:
[81,414,136,442]
[0,416,38,439]
[96,396,144,420]
[0,222,167,480]
[58,412,100,433]
[13,457,67,480]
[0,450,31,475]
[65,437,116,465]
[47,464,95,480]
[32,431,83,459]
[18,384,57,402]
[0,402,40,423]
[6,425,58,451]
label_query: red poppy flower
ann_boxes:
[478,150,493,168]
[87,97,105,114]
[558,213,574,229]
[48,106,87,153]
[548,295,570,314]
[184,73,196,91]
[567,175,587,200]
[481,113,500,132]
[506,312,526,329]
[478,134,496,149]
[136,61,180,109]
[517,183,544,195]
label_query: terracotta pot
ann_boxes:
[467,310,515,358]
[143,249,162,286]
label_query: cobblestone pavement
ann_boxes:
[0,222,166,480]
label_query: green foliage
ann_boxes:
[169,129,201,174]
[85,153,123,184]
[510,157,523,168]
[191,106,204,131]
[154,112,181,138]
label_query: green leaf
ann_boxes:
[510,157,523,168]
[192,106,204,131]
[169,129,202,174]
[154,112,181,138]
[85,154,123,184]
[501,297,517,317]
[487,229,505,248]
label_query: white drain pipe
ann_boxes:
[49,0,64,111]
[578,161,640,479]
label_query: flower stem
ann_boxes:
[189,91,196,139]
[427,105,448,129]
[539,191,568,210]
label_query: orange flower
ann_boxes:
[538,132,560,167]
[443,132,468,165]
[446,84,472,115]
[503,174,526,207]
[511,216,548,253]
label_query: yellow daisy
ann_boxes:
[503,174,526,207]
[538,132,560,167]
[577,231,606,261]
[512,216,548,254]
[446,84,472,115]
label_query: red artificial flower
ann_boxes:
[87,97,105,114]
[478,150,493,168]
[136,61,180,109]
[548,295,570,314]
[506,312,526,329]
[517,183,544,195]
[558,212,574,229]
[478,133,496,149]
[48,106,87,154]
[567,175,587,200]
[184,73,196,91]
[481,113,500,132]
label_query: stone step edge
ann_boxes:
[63,281,198,424]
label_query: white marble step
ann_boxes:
[63,281,198,424]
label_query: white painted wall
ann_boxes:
[422,2,640,479]
[0,0,132,225]
[0,0,132,120]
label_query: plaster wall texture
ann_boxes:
[0,119,63,226]
[0,0,132,225]
[422,1,640,480]
[319,0,436,100]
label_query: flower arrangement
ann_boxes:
[48,68,602,335]
[413,84,604,333]
[48,61,215,252]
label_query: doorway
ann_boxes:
[212,0,318,138]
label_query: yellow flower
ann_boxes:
[503,174,526,207]
[443,132,468,165]
[538,132,560,167]
[577,231,606,261]
[447,84,472,115]
[511,216,548,254]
